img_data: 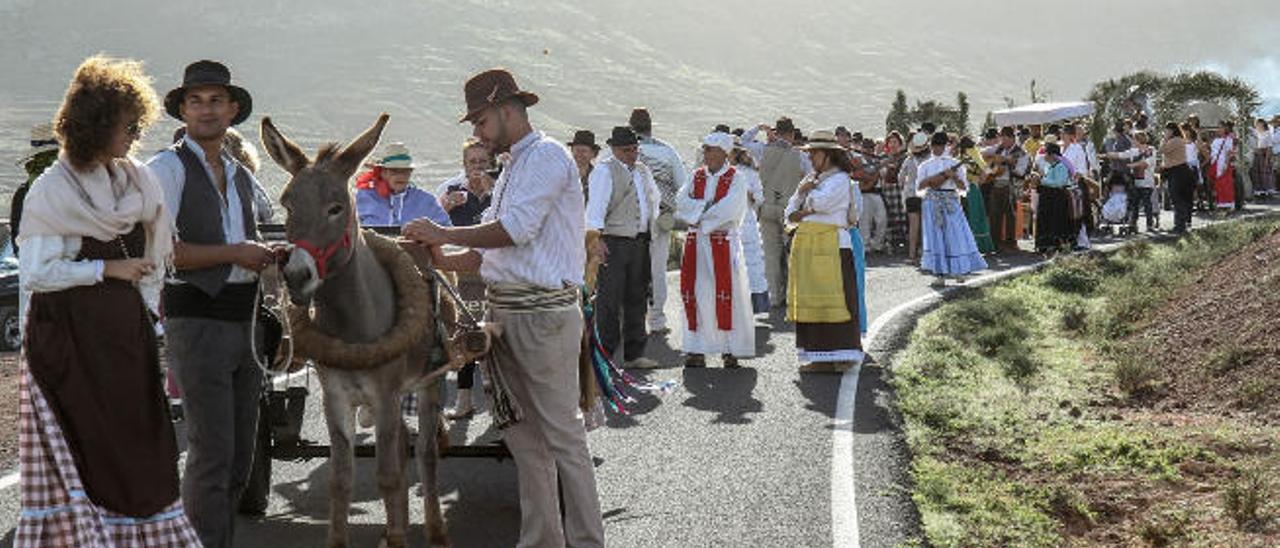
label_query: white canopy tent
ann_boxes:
[993,101,1096,127]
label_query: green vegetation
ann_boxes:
[892,217,1280,546]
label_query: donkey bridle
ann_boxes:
[290,211,355,279]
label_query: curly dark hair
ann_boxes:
[53,55,159,170]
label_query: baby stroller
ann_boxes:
[1099,173,1132,237]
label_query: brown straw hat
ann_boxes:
[459,68,539,123]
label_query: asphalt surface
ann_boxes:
[0,204,1271,547]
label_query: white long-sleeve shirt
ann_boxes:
[146,135,260,283]
[915,154,969,196]
[674,164,749,232]
[478,130,587,289]
[1210,135,1235,177]
[584,158,660,233]
[740,126,815,174]
[784,169,853,249]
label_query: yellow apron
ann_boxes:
[786,222,851,323]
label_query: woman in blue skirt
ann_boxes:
[914,131,988,285]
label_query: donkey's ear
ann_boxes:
[332,113,390,177]
[260,116,309,175]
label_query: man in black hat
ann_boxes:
[569,129,600,198]
[146,59,279,548]
[629,107,687,335]
[585,126,661,369]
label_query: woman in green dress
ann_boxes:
[956,135,996,254]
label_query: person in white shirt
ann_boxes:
[728,138,770,313]
[1250,118,1274,197]
[1209,122,1238,210]
[582,126,662,370]
[674,132,755,368]
[629,108,688,334]
[1271,115,1280,195]
[783,129,864,373]
[404,68,604,548]
[915,131,988,285]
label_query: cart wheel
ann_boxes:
[238,396,273,516]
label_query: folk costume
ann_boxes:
[632,110,689,334]
[675,133,755,361]
[149,60,267,548]
[958,146,995,254]
[785,131,863,367]
[585,126,662,368]
[16,154,200,547]
[458,68,605,548]
[915,148,988,277]
[1210,132,1237,209]
[1034,154,1078,252]
[735,161,771,312]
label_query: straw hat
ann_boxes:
[799,129,843,151]
[16,122,58,166]
[908,132,929,153]
[375,142,417,169]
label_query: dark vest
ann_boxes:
[171,141,260,297]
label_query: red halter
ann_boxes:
[290,212,354,280]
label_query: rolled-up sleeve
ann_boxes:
[499,147,570,245]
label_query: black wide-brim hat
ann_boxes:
[164,60,253,126]
[568,129,600,151]
[606,126,638,147]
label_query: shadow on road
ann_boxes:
[680,367,762,425]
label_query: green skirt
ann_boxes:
[964,183,996,254]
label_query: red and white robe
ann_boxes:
[675,164,755,357]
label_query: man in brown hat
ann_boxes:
[403,68,605,548]
[586,126,661,370]
[628,107,687,335]
[740,117,813,308]
[146,59,280,548]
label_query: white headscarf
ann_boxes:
[19,154,174,273]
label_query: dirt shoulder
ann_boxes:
[892,218,1280,546]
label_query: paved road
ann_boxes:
[0,205,1268,547]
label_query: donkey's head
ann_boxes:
[261,113,389,305]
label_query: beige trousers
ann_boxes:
[493,306,605,548]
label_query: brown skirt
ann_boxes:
[795,248,862,360]
[25,279,179,518]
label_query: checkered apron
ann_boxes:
[16,362,202,547]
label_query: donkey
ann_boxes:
[260,114,450,548]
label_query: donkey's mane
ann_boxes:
[313,142,342,169]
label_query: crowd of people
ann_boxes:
[9,53,1278,547]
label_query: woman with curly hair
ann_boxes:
[15,55,199,546]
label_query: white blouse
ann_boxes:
[784,169,853,249]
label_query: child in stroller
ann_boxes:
[1100,171,1131,236]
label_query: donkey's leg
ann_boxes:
[374,388,410,547]
[322,383,357,548]
[417,380,450,547]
